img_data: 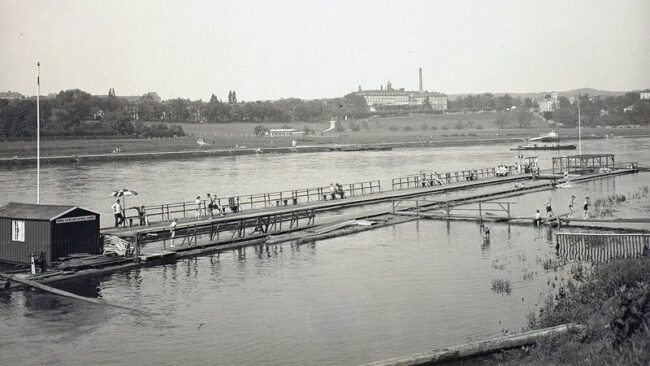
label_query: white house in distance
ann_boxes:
[538,91,559,113]
[268,129,305,137]
[640,91,650,100]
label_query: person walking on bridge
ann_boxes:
[169,218,178,247]
[112,199,124,228]
[329,183,336,200]
[195,196,202,218]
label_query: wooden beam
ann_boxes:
[360,323,586,366]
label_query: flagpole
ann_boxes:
[36,62,40,204]
[577,97,582,155]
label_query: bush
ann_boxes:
[421,123,429,131]
[389,126,398,131]
[403,126,413,131]
[521,258,650,365]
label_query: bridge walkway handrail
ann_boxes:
[121,180,381,227]
[391,167,514,190]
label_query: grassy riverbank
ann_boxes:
[2,114,649,159]
[491,256,650,365]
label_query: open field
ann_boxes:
[2,113,649,159]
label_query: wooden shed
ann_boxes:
[0,203,101,265]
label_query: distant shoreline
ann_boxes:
[0,137,524,168]
[1,134,646,169]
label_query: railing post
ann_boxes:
[134,233,140,257]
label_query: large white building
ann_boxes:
[353,69,447,112]
[355,81,447,112]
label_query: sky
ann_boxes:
[1,0,649,101]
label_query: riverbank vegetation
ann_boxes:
[3,87,648,139]
[501,257,650,365]
[593,185,650,217]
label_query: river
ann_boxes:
[1,137,649,365]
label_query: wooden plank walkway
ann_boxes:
[101,173,530,237]
[102,168,636,239]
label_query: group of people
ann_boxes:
[195,193,227,218]
[420,173,446,187]
[328,183,346,200]
[111,199,150,228]
[533,195,591,226]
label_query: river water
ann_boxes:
[1,138,649,365]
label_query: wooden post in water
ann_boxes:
[134,233,140,257]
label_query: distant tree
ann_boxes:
[454,121,464,130]
[558,96,571,109]
[523,97,534,109]
[334,120,345,132]
[254,124,269,136]
[542,111,554,120]
[552,108,578,127]
[102,109,134,135]
[494,116,509,129]
[516,111,533,128]
[403,126,413,131]
[420,123,429,131]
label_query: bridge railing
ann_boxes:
[391,167,500,190]
[121,180,381,226]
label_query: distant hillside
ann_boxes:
[448,88,636,101]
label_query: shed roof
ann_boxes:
[0,202,97,221]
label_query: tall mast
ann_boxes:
[36,62,40,204]
[577,96,581,155]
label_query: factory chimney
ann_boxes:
[419,68,423,92]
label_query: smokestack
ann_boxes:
[419,68,423,92]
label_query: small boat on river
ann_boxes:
[329,145,392,152]
[511,130,576,150]
[510,144,576,151]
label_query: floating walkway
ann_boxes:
[5,167,639,286]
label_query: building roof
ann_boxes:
[356,90,446,97]
[0,91,24,100]
[0,203,97,221]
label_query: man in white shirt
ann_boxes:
[169,218,178,247]
[111,199,124,228]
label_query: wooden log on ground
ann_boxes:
[360,323,586,366]
[0,272,148,314]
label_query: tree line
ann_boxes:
[449,92,650,127]
[0,89,370,138]
[545,93,649,127]
[0,89,184,138]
